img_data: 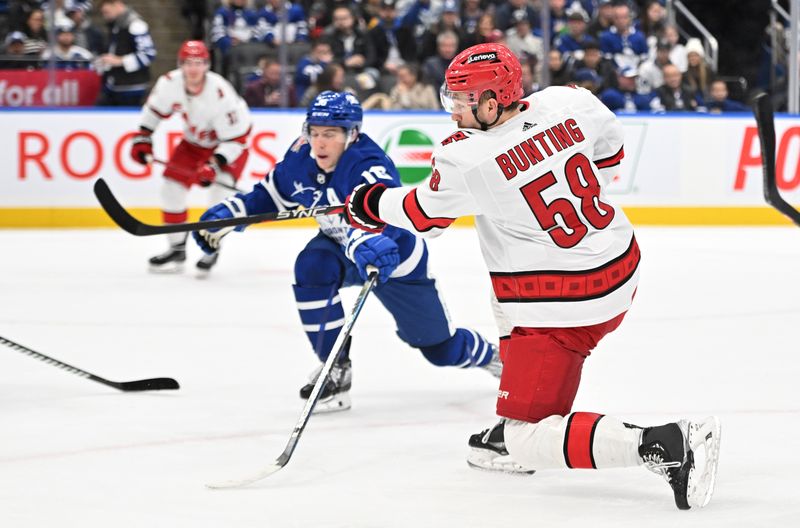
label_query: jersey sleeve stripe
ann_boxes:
[148,105,172,119]
[401,189,456,232]
[594,146,624,169]
[491,236,640,303]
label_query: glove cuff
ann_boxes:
[363,184,387,223]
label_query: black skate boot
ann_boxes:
[149,243,186,273]
[467,419,536,474]
[299,337,352,414]
[639,417,721,510]
[195,251,219,279]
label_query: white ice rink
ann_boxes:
[1,226,798,527]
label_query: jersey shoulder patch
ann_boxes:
[128,19,149,36]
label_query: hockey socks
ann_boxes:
[419,328,496,369]
[293,284,345,361]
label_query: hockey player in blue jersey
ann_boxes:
[193,91,500,413]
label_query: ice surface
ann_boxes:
[1,227,798,527]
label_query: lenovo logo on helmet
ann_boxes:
[467,52,497,64]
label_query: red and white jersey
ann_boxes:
[379,86,639,327]
[140,69,252,164]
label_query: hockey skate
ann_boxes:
[481,345,503,378]
[466,419,536,475]
[149,244,186,273]
[299,355,352,414]
[639,416,721,510]
[195,251,219,279]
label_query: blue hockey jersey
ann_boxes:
[236,132,418,256]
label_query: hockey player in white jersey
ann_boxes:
[130,40,252,276]
[344,43,721,510]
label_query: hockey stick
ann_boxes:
[94,178,344,236]
[151,158,242,192]
[753,93,800,227]
[207,266,379,489]
[0,335,180,392]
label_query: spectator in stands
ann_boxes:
[587,0,614,39]
[421,29,458,90]
[520,58,535,95]
[547,0,570,39]
[572,67,603,94]
[8,0,40,33]
[547,48,573,86]
[0,31,37,69]
[637,38,671,94]
[210,0,259,55]
[600,65,658,112]
[367,0,415,75]
[661,24,687,72]
[654,63,700,111]
[600,2,648,70]
[461,12,501,50]
[41,19,94,68]
[323,5,374,75]
[460,0,483,36]
[684,37,712,98]
[636,0,666,51]
[66,0,104,55]
[22,7,46,56]
[705,79,749,113]
[495,0,539,33]
[299,62,353,107]
[555,9,591,59]
[418,0,460,62]
[96,0,156,106]
[389,62,438,109]
[181,0,207,40]
[294,39,333,103]
[257,0,308,46]
[571,38,615,92]
[244,56,294,107]
[505,9,543,64]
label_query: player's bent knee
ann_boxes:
[294,248,343,286]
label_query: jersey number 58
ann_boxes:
[520,153,615,248]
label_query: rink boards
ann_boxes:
[0,109,798,227]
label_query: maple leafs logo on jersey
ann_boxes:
[522,122,536,131]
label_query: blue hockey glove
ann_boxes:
[345,231,400,283]
[192,196,247,254]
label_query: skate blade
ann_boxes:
[466,448,536,475]
[148,262,185,274]
[687,416,722,509]
[309,392,351,414]
[195,268,212,280]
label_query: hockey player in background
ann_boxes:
[192,91,501,413]
[344,43,721,510]
[130,40,252,276]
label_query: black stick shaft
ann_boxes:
[152,158,241,192]
[94,178,344,236]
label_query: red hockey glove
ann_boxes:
[196,161,218,188]
[130,130,153,165]
[345,183,387,233]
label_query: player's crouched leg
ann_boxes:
[418,328,501,378]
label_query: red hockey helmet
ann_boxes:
[178,40,210,63]
[440,43,523,113]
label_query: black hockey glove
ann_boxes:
[345,183,387,233]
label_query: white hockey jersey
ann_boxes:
[378,86,639,327]
[140,69,252,163]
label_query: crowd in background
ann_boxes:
[0,0,776,113]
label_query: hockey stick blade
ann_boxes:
[1,336,180,392]
[94,178,345,236]
[206,268,379,489]
[753,94,800,227]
